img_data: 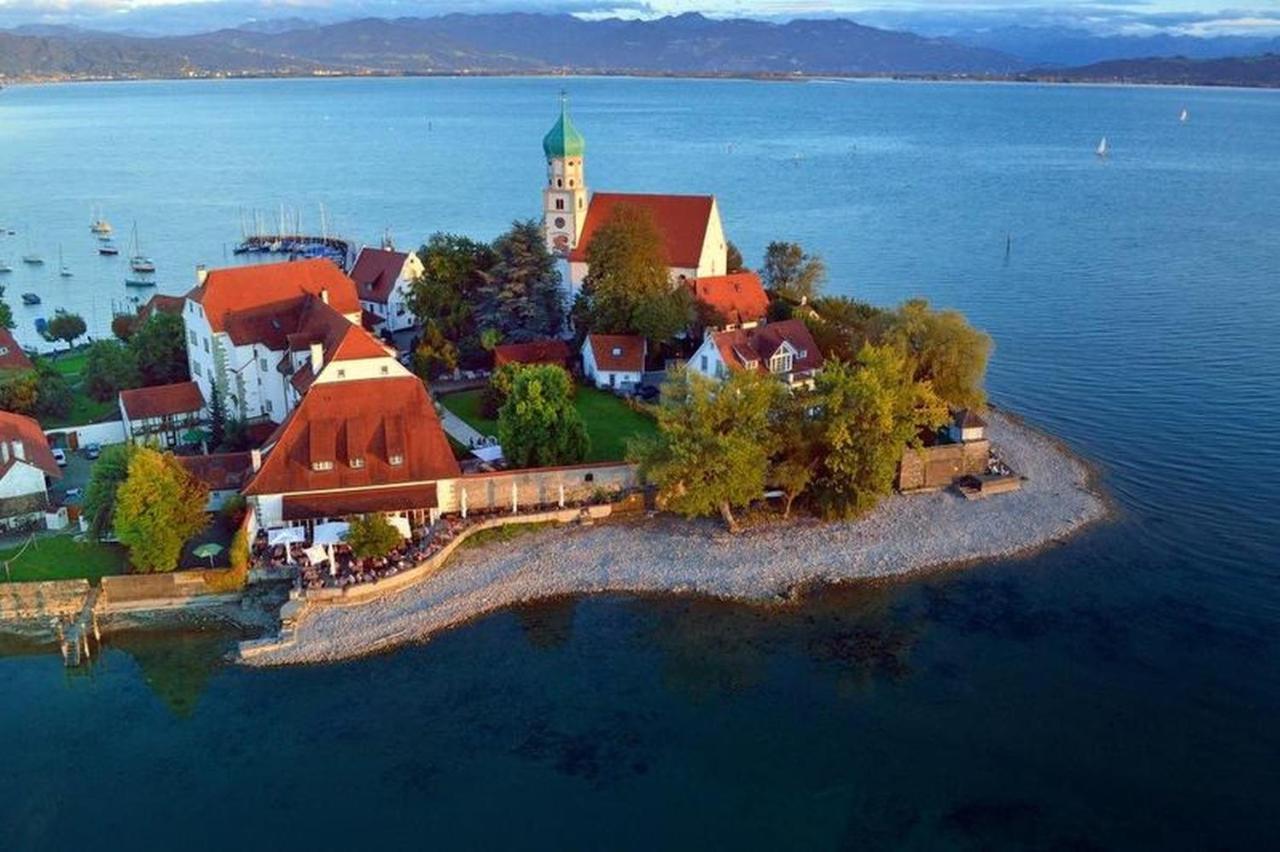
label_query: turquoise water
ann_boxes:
[1,78,1278,849]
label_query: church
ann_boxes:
[540,98,730,299]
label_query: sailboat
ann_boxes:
[59,245,72,277]
[90,206,112,236]
[128,221,155,273]
[1096,136,1109,159]
[0,259,11,274]
[1180,108,1189,124]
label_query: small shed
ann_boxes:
[948,408,988,444]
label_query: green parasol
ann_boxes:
[192,542,224,568]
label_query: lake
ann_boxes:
[1,77,1278,850]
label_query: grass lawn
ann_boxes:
[441,386,657,463]
[40,348,117,429]
[48,349,88,378]
[0,534,129,583]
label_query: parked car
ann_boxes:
[83,443,101,460]
[52,448,67,467]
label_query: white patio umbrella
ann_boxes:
[311,521,351,546]
[267,527,306,547]
[388,515,412,540]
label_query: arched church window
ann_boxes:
[557,178,563,188]
[555,199,565,211]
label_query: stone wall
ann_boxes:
[99,570,238,612]
[0,579,91,620]
[898,439,990,493]
[441,463,638,514]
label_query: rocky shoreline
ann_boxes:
[241,411,1108,666]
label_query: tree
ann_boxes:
[481,361,519,419]
[129,312,189,386]
[83,340,140,402]
[113,448,209,572]
[344,514,404,560]
[578,204,692,347]
[768,389,822,519]
[111,312,140,342]
[762,241,826,304]
[406,233,495,365]
[208,384,227,450]
[810,345,948,519]
[888,299,992,410]
[0,370,40,415]
[726,241,745,273]
[479,327,502,353]
[497,364,589,468]
[46,312,87,350]
[806,296,895,362]
[31,358,72,420]
[480,219,565,341]
[0,286,13,330]
[411,320,459,381]
[83,443,137,540]
[629,367,780,533]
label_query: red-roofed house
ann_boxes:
[689,272,769,331]
[0,327,34,373]
[349,246,423,333]
[177,452,255,511]
[183,259,368,425]
[689,319,824,390]
[493,339,570,370]
[244,375,461,528]
[0,410,61,529]
[581,334,646,391]
[119,381,207,446]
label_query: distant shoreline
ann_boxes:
[4,70,1278,92]
[242,410,1111,667]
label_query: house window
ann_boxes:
[203,338,210,353]
[311,460,333,472]
[380,365,390,375]
[700,355,708,372]
[555,198,565,211]
[612,347,622,357]
[336,369,346,379]
[259,357,267,371]
[264,399,273,413]
[389,454,404,466]
[557,178,563,188]
[192,361,201,377]
[770,352,793,374]
[350,457,365,469]
[188,330,197,345]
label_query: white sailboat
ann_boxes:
[0,259,11,274]
[21,231,42,265]
[128,221,155,274]
[1096,136,1109,158]
[1180,108,1189,123]
[59,245,72,277]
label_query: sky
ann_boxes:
[0,0,1278,37]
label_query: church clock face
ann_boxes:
[554,217,566,228]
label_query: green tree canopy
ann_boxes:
[497,364,589,468]
[46,312,87,350]
[411,320,459,381]
[344,514,404,560]
[114,448,209,573]
[0,286,14,330]
[83,443,137,540]
[810,345,949,519]
[407,233,495,366]
[805,296,895,362]
[726,240,745,273]
[889,298,993,409]
[480,219,565,342]
[577,204,692,347]
[762,241,826,304]
[84,340,141,403]
[0,358,73,420]
[130,312,189,386]
[629,367,781,532]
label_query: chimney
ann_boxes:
[250,449,262,472]
[320,288,329,305]
[196,264,208,285]
[11,440,24,461]
[310,342,324,374]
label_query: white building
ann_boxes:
[0,411,61,531]
[688,319,825,390]
[183,258,364,426]
[581,334,646,392]
[349,246,423,334]
[540,100,729,301]
[118,381,207,447]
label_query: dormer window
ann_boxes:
[389,454,404,466]
[311,460,334,472]
[770,351,794,374]
[612,347,622,357]
[0,346,7,356]
[336,369,346,379]
[350,457,365,469]
[380,365,390,375]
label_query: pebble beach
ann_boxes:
[244,411,1108,666]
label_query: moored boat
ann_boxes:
[90,206,113,235]
[21,293,40,305]
[99,242,120,256]
[124,276,156,288]
[128,221,156,273]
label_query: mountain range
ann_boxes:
[0,13,1276,86]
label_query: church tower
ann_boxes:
[542,94,588,257]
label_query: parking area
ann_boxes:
[49,447,98,508]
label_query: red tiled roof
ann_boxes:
[0,327,33,372]
[689,272,769,327]
[586,334,646,373]
[493,339,571,368]
[244,375,460,497]
[568,193,715,268]
[0,410,60,480]
[350,247,409,304]
[177,452,254,492]
[282,483,438,521]
[223,298,307,348]
[285,297,392,364]
[138,294,185,322]
[191,259,359,333]
[119,381,205,421]
[710,319,824,376]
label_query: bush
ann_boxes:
[229,527,250,571]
